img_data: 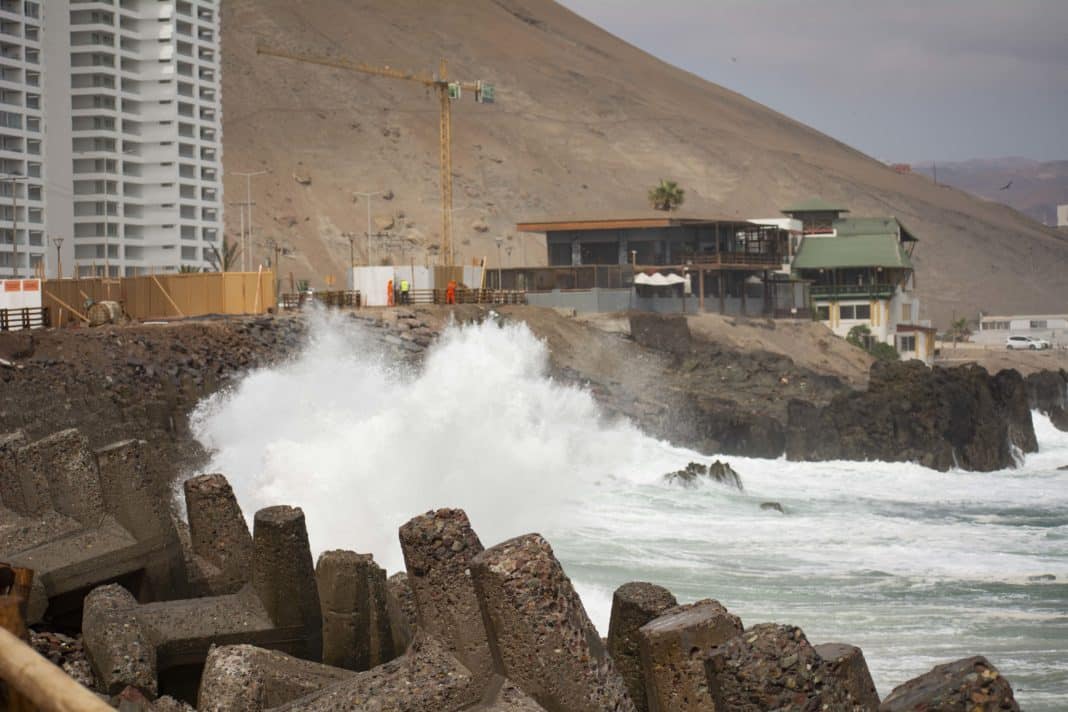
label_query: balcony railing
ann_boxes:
[688,252,783,267]
[810,284,896,300]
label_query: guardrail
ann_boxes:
[689,253,783,267]
[0,306,48,331]
[406,288,526,305]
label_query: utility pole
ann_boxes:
[1,173,27,278]
[354,191,381,265]
[51,236,64,280]
[230,170,267,270]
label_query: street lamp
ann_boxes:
[353,191,381,265]
[495,236,503,290]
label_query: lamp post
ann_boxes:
[494,236,503,290]
[353,191,381,265]
[230,170,268,271]
[51,236,64,279]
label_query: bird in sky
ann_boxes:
[1000,180,1013,190]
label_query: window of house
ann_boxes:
[1030,320,1047,329]
[854,304,871,320]
[901,303,911,321]
[898,335,916,353]
[816,305,830,321]
[840,304,870,320]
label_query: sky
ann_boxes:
[556,0,1068,163]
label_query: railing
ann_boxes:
[810,284,896,299]
[688,252,783,267]
[406,288,526,305]
[0,306,47,331]
[280,290,362,310]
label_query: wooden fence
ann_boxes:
[41,271,276,327]
[0,307,48,331]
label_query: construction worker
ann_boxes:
[400,278,410,304]
[446,279,457,305]
[387,279,394,306]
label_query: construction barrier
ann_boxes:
[42,271,276,327]
[405,288,526,305]
[280,290,362,310]
[0,307,48,331]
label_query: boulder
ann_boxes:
[814,643,880,711]
[606,582,678,712]
[662,461,743,491]
[629,313,691,355]
[879,656,1019,711]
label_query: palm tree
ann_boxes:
[948,317,971,348]
[178,265,201,273]
[208,238,242,272]
[648,179,685,211]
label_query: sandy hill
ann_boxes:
[912,158,1068,227]
[221,0,1068,325]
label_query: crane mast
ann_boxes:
[256,45,494,267]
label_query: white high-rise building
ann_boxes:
[41,0,222,278]
[0,0,46,278]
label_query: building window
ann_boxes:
[1030,320,1047,329]
[840,304,870,320]
[816,305,830,321]
[984,320,1009,330]
[898,335,916,353]
[901,303,911,321]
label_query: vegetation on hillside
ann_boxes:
[648,180,685,211]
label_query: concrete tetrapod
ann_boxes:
[470,533,637,712]
[0,430,187,625]
[637,599,743,712]
[606,582,678,712]
[183,473,254,596]
[398,508,494,687]
[315,550,397,671]
[82,504,322,700]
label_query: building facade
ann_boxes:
[38,0,223,278]
[0,0,46,278]
[1058,204,1068,229]
[787,200,935,362]
[975,314,1068,346]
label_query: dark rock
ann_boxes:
[669,396,785,459]
[786,361,1037,472]
[759,501,785,514]
[879,656,1019,711]
[663,460,743,491]
[1024,369,1068,415]
[814,643,880,711]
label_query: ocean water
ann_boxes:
[191,312,1068,709]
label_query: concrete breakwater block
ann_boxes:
[315,549,397,671]
[470,533,637,712]
[183,473,254,595]
[82,504,323,698]
[270,631,484,711]
[815,643,881,710]
[638,599,743,711]
[399,508,493,686]
[385,571,415,654]
[704,623,874,711]
[879,656,1020,712]
[197,644,356,711]
[0,430,187,624]
[606,582,678,712]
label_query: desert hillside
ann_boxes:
[221,0,1068,325]
[913,158,1068,227]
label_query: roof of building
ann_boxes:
[516,217,756,233]
[792,233,914,270]
[836,216,919,242]
[781,197,851,214]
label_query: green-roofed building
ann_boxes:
[787,201,934,363]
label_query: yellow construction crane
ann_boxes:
[256,45,495,266]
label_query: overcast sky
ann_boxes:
[557,1,1068,163]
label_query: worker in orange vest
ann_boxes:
[446,279,457,305]
[387,279,394,306]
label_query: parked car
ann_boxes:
[1006,335,1051,350]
